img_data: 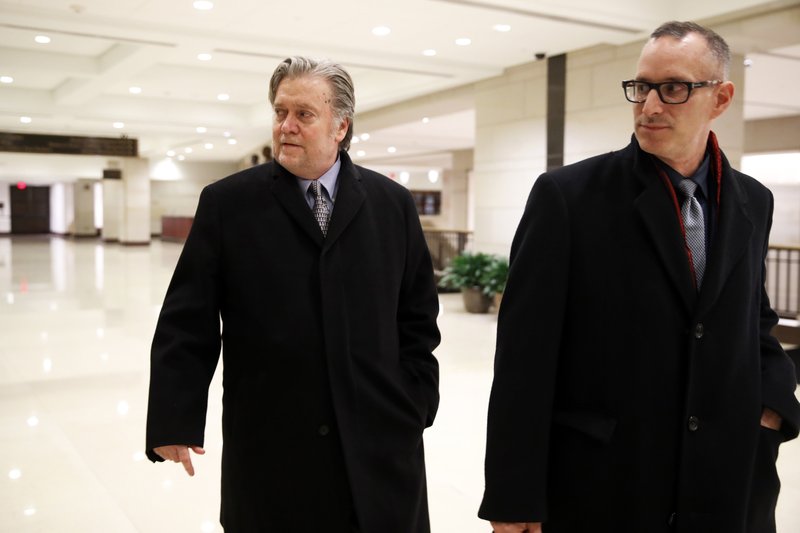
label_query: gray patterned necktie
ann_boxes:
[309,180,330,237]
[678,179,705,289]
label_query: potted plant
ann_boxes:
[438,252,494,313]
[481,255,509,312]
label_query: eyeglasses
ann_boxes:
[621,79,723,104]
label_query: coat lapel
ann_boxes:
[323,152,365,250]
[696,158,753,316]
[268,162,325,246]
[631,144,696,315]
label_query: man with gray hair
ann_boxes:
[146,56,441,532]
[480,21,799,533]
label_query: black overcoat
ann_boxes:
[146,151,440,532]
[479,135,800,532]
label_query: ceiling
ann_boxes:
[0,0,799,181]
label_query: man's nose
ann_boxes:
[641,89,663,115]
[281,115,299,133]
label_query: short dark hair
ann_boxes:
[269,56,355,151]
[650,21,731,80]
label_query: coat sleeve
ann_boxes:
[145,185,223,461]
[396,190,441,429]
[478,173,570,523]
[758,191,800,440]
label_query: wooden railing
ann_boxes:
[766,244,800,319]
[423,229,472,272]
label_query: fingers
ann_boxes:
[177,446,195,476]
[152,445,205,477]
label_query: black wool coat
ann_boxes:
[146,151,440,532]
[479,135,800,533]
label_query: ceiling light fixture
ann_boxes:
[204,143,214,149]
[20,116,32,124]
[372,26,391,37]
[357,150,366,157]
[129,86,142,94]
[428,170,440,183]
[196,126,207,133]
[217,93,230,101]
[422,49,436,57]
[493,24,511,32]
[113,122,124,129]
[193,1,214,9]
[387,146,397,153]
[167,150,176,157]
[359,133,370,141]
[223,131,231,137]
[34,35,51,44]
[227,139,237,145]
[0,76,13,84]
[184,147,193,154]
[422,117,430,124]
[455,37,472,46]
[197,53,212,61]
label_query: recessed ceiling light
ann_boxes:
[422,117,430,124]
[197,53,212,61]
[422,49,436,57]
[399,171,410,184]
[20,116,32,124]
[351,137,360,144]
[359,133,370,141]
[493,24,511,32]
[372,26,391,37]
[743,58,753,67]
[196,126,207,133]
[223,131,231,137]
[0,75,13,84]
[455,37,472,46]
[184,147,193,154]
[177,154,186,161]
[227,138,237,145]
[217,93,230,101]
[167,150,176,157]
[34,35,51,44]
[357,150,366,157]
[204,143,214,149]
[428,170,440,183]
[387,146,397,153]
[193,1,214,10]
[113,122,124,129]
[129,86,142,94]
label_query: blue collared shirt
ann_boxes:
[297,157,341,213]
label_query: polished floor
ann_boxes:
[0,235,798,532]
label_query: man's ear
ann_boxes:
[335,118,349,143]
[711,81,735,119]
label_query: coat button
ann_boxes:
[687,416,699,432]
[694,323,704,338]
[318,424,330,436]
[667,511,677,527]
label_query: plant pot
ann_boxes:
[493,292,503,313]
[461,287,491,313]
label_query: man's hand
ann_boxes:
[153,445,205,476]
[761,407,782,431]
[490,522,542,533]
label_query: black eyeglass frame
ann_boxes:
[621,79,723,104]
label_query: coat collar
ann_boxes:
[268,151,366,250]
[631,133,753,315]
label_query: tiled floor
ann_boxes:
[0,235,797,532]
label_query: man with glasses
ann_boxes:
[480,21,799,533]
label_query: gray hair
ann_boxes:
[268,56,355,151]
[650,21,731,80]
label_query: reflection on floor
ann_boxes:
[0,236,798,532]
